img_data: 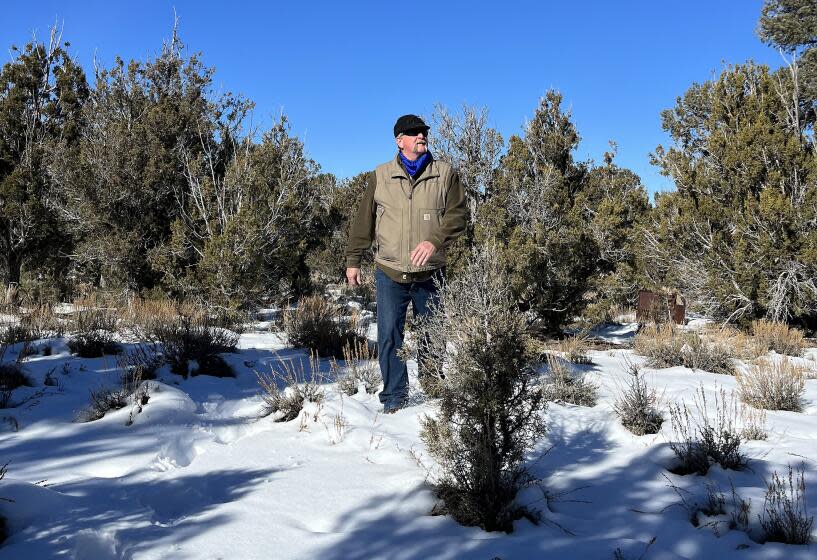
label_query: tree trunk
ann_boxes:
[5,251,21,286]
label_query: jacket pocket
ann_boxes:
[417,207,444,245]
[375,204,401,264]
[416,207,446,267]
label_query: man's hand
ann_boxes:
[346,267,362,286]
[410,241,437,267]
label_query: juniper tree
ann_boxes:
[476,91,648,332]
[306,171,372,285]
[417,245,546,533]
[430,103,504,277]
[758,0,817,127]
[0,28,87,290]
[48,26,213,292]
[431,103,504,225]
[152,112,331,307]
[578,145,650,321]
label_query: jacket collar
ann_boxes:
[388,152,440,182]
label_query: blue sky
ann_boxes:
[2,1,783,194]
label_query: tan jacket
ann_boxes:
[345,154,467,277]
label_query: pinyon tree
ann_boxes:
[647,61,817,327]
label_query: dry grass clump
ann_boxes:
[633,323,685,367]
[739,406,768,441]
[324,400,350,445]
[751,320,804,357]
[67,306,121,358]
[667,387,747,475]
[284,295,365,358]
[703,326,766,361]
[736,357,805,412]
[75,385,130,422]
[633,324,735,375]
[257,353,325,422]
[120,299,241,377]
[759,466,814,545]
[557,332,593,364]
[702,322,805,361]
[122,299,244,340]
[333,339,380,396]
[682,334,735,376]
[20,304,65,340]
[613,361,663,435]
[0,307,54,345]
[0,324,30,346]
[121,298,189,340]
[542,353,598,407]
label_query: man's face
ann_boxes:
[396,128,429,160]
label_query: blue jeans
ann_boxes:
[375,267,443,409]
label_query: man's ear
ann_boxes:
[395,135,404,150]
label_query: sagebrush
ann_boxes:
[613,361,663,435]
[759,466,813,545]
[542,353,597,407]
[333,339,379,396]
[153,315,239,378]
[667,387,747,475]
[257,353,325,422]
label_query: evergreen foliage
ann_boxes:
[758,0,817,126]
[477,91,648,332]
[306,171,372,286]
[152,112,330,306]
[41,25,331,307]
[0,28,87,291]
[647,62,817,327]
[48,29,210,292]
[4,8,815,337]
[416,245,546,532]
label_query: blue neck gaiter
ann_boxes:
[399,151,430,178]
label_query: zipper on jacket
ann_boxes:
[407,177,413,272]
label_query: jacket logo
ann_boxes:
[423,213,431,221]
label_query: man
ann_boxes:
[345,114,467,413]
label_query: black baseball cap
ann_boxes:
[394,114,429,137]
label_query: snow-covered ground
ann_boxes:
[1,325,816,559]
